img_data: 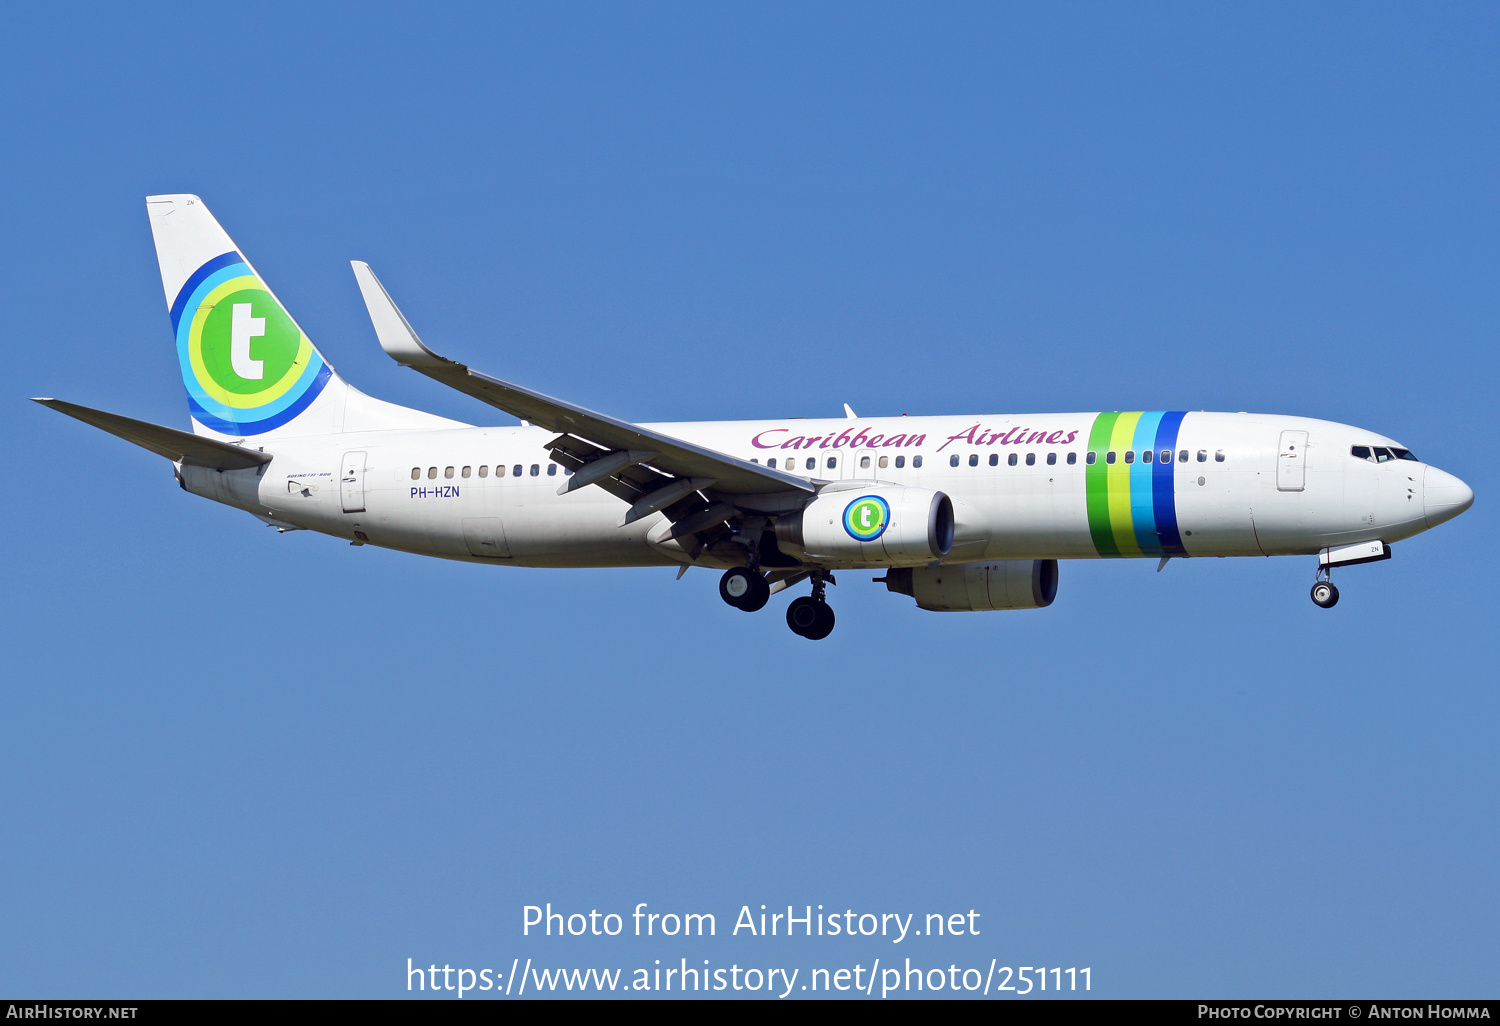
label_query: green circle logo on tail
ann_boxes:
[843,495,890,541]
[197,289,304,396]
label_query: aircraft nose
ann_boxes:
[1424,465,1474,528]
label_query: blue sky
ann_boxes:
[1,1,1495,998]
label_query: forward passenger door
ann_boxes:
[1277,431,1308,492]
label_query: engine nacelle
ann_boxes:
[880,560,1058,611]
[776,486,954,567]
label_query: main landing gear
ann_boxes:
[717,566,837,639]
[719,566,770,612]
[1310,566,1340,609]
[786,575,835,641]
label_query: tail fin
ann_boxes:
[147,194,341,437]
[146,195,463,438]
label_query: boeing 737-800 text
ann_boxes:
[36,196,1474,639]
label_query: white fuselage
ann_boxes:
[179,411,1468,571]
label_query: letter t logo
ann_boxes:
[230,302,266,380]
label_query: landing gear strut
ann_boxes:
[786,574,835,640]
[720,566,769,612]
[1310,566,1339,609]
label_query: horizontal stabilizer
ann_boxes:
[33,399,272,470]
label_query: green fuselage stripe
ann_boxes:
[1085,412,1120,555]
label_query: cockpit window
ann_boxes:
[1354,444,1420,463]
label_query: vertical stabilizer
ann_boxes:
[146,195,345,438]
[146,196,465,439]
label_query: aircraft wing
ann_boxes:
[352,262,815,518]
[33,398,272,471]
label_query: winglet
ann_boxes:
[351,261,449,369]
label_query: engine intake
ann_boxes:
[776,486,953,567]
[880,560,1058,611]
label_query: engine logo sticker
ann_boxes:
[843,495,890,541]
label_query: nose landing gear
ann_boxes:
[786,574,835,640]
[1310,567,1339,609]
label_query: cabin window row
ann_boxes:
[750,455,928,470]
[948,449,1224,467]
[748,449,1227,472]
[409,463,574,480]
[413,447,1229,481]
[1084,449,1223,465]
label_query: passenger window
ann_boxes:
[968,454,978,467]
[878,456,889,468]
[428,467,437,479]
[1161,449,1171,464]
[1350,446,1372,461]
[547,464,557,476]
[444,466,455,479]
[1025,453,1036,466]
[1142,449,1153,464]
[479,465,488,478]
[530,464,540,476]
[913,456,923,468]
[750,458,759,464]
[1214,450,1225,463]
[950,454,960,467]
[1124,451,1135,464]
[1196,451,1207,463]
[1086,451,1096,465]
[1008,453,1018,466]
[1067,452,1077,465]
[1373,447,1394,463]
[1047,453,1057,466]
[1106,452,1117,465]
[497,464,506,477]
[513,465,522,477]
[861,455,871,469]
[827,457,837,469]
[462,466,472,478]
[806,457,816,471]
[411,468,420,480]
[767,457,777,469]
[1179,450,1188,463]
[988,454,998,466]
[895,455,905,468]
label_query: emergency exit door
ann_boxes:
[1276,431,1307,492]
[340,451,367,512]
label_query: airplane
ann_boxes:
[36,196,1474,640]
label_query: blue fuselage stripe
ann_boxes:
[1152,410,1187,555]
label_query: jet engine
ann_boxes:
[879,559,1058,611]
[776,486,953,567]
